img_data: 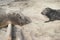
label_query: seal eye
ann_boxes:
[41,12,44,15]
[19,16,21,19]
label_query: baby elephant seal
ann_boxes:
[41,7,60,23]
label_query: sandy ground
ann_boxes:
[0,0,60,40]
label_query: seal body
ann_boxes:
[0,13,31,28]
[41,7,60,23]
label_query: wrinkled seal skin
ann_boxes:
[41,7,60,23]
[0,13,31,28]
